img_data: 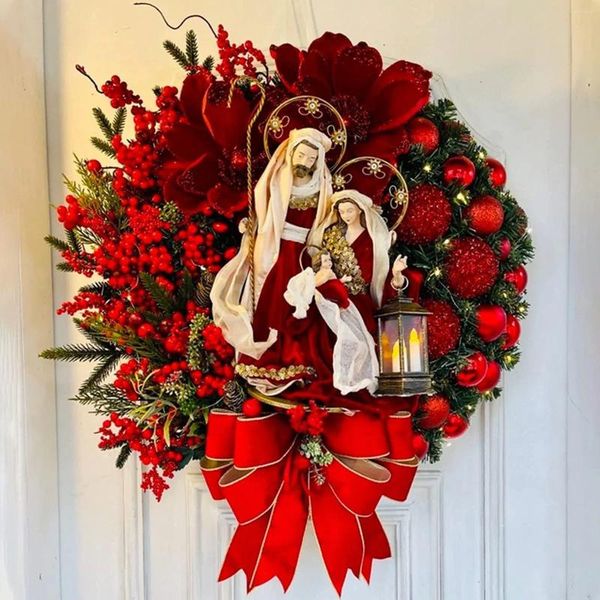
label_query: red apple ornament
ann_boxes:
[476,305,507,342]
[485,157,507,188]
[456,351,488,387]
[504,265,528,293]
[497,237,512,261]
[502,315,521,349]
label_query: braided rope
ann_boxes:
[227,77,266,313]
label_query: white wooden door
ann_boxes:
[22,0,576,598]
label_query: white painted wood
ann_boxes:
[0,1,60,600]
[568,1,600,598]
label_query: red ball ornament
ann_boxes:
[242,398,262,417]
[443,414,469,438]
[406,117,440,154]
[504,265,528,293]
[412,433,429,459]
[476,305,508,342]
[465,195,505,235]
[485,157,507,188]
[502,315,521,349]
[456,351,488,387]
[212,221,229,234]
[422,299,461,359]
[445,237,500,298]
[497,237,512,261]
[418,394,451,429]
[397,184,452,245]
[442,155,476,187]
[86,159,102,174]
[476,360,502,393]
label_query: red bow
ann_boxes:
[200,408,419,595]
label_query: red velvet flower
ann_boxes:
[161,69,257,217]
[270,32,432,177]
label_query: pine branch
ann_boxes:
[115,444,132,469]
[92,107,114,140]
[44,235,70,252]
[202,56,215,70]
[78,281,115,298]
[185,30,199,66]
[74,318,117,348]
[56,262,75,272]
[140,272,175,314]
[40,344,119,363]
[70,384,132,416]
[112,107,126,136]
[163,40,189,69]
[66,229,81,254]
[91,137,116,158]
[78,353,122,394]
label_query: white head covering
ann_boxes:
[210,127,333,359]
[313,189,393,308]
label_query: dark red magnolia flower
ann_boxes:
[162,69,257,217]
[271,32,432,199]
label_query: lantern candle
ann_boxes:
[408,328,422,372]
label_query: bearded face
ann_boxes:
[291,142,319,178]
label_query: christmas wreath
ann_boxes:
[43,14,533,594]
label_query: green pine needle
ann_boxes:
[163,40,189,69]
[44,235,69,252]
[92,107,113,141]
[91,137,116,158]
[185,30,199,66]
[112,107,126,136]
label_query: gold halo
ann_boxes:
[262,95,347,170]
[332,156,410,231]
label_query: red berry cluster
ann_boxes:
[101,75,142,108]
[215,24,267,80]
[288,401,328,436]
[57,194,85,230]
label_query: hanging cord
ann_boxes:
[227,76,266,314]
[133,2,218,37]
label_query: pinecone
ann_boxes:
[195,269,216,307]
[220,379,245,412]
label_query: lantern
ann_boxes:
[375,290,433,396]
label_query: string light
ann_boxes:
[431,267,442,277]
[455,191,468,204]
[443,238,451,246]
[423,163,432,172]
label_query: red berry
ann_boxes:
[242,398,262,417]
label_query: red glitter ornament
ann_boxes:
[418,394,451,429]
[465,195,505,235]
[445,237,500,298]
[422,298,461,359]
[442,155,476,187]
[406,116,440,154]
[397,184,452,245]
[443,414,469,438]
[485,157,507,188]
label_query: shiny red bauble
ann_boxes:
[476,360,502,392]
[443,414,469,438]
[412,433,429,459]
[242,398,262,417]
[442,155,476,187]
[497,237,512,261]
[504,265,528,293]
[502,314,521,349]
[456,351,488,387]
[212,221,229,234]
[476,305,507,342]
[465,195,505,235]
[406,116,440,154]
[485,157,507,188]
[418,394,451,429]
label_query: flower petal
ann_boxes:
[178,152,219,195]
[180,70,214,126]
[163,174,203,215]
[202,81,251,150]
[270,43,304,93]
[333,42,382,99]
[207,183,247,217]
[352,128,411,163]
[366,61,432,133]
[164,122,216,162]
[298,50,334,98]
[307,32,352,64]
